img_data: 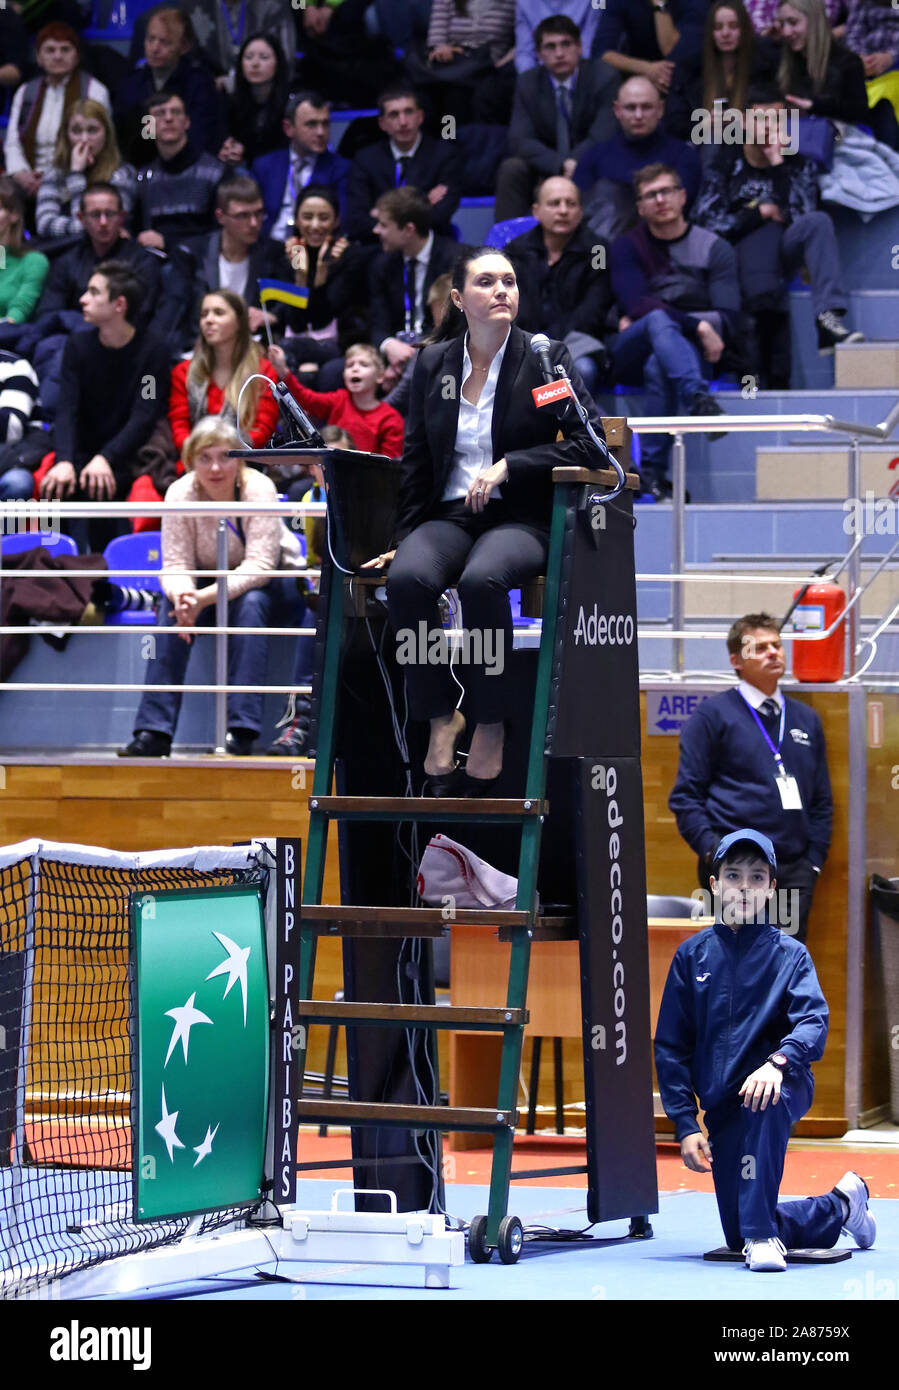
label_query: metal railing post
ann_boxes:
[847,437,861,678]
[214,519,228,753]
[671,431,686,674]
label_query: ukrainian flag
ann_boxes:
[258,278,310,309]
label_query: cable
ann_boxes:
[235,373,281,452]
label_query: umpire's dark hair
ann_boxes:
[91,258,144,322]
[430,246,517,343]
[726,612,782,657]
[534,13,582,47]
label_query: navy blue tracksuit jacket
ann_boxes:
[655,921,842,1248]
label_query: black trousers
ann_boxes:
[698,852,818,945]
[386,500,549,724]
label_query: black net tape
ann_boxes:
[0,853,266,1299]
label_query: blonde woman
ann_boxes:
[169,289,280,459]
[120,416,302,757]
[777,0,899,146]
[36,99,137,237]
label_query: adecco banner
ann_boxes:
[575,756,658,1227]
[549,487,641,759]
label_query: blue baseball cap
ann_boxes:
[712,829,777,873]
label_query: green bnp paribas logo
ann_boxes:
[134,888,269,1222]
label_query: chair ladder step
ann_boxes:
[296,1000,527,1028]
[308,795,546,821]
[295,1100,517,1131]
[301,905,531,933]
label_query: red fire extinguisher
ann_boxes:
[785,575,847,683]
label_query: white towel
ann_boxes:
[416,833,534,911]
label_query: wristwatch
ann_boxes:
[767,1052,789,1071]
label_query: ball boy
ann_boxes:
[654,828,875,1271]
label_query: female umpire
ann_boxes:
[364,245,605,794]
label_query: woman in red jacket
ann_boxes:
[170,288,280,457]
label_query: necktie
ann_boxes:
[395,155,411,187]
[556,84,572,158]
[760,698,779,719]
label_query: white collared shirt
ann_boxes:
[271,146,316,242]
[389,134,423,165]
[738,679,783,713]
[442,328,511,503]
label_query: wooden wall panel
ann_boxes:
[864,692,899,1116]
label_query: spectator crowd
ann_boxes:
[0,0,894,748]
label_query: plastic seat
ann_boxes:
[101,531,162,626]
[485,216,537,249]
[0,531,78,557]
[646,894,704,919]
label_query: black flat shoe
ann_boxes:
[460,771,502,798]
[118,730,172,757]
[424,765,466,798]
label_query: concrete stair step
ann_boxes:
[835,341,899,389]
[756,443,899,499]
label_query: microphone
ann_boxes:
[529,332,557,385]
[274,380,325,447]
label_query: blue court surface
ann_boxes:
[177,1180,899,1302]
[4,1170,897,1299]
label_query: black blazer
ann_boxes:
[345,134,463,241]
[369,233,461,346]
[395,324,605,543]
[507,59,617,176]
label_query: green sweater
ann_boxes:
[0,249,50,323]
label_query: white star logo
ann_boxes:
[193,1122,220,1168]
[155,1085,184,1163]
[163,991,213,1066]
[205,932,251,1025]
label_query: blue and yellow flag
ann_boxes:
[258,278,310,310]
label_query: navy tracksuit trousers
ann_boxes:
[705,1068,843,1250]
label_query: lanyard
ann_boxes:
[740,692,787,776]
[403,257,414,337]
[220,0,247,49]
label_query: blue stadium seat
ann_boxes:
[81,0,142,43]
[102,531,162,626]
[0,531,78,557]
[485,216,537,249]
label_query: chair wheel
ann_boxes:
[468,1214,492,1263]
[497,1214,524,1264]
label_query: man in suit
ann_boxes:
[669,612,833,946]
[504,176,612,392]
[495,13,617,223]
[344,84,462,243]
[192,176,280,336]
[573,74,701,242]
[252,92,351,242]
[369,187,460,370]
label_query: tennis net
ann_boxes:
[0,838,270,1299]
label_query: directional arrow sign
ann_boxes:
[646,690,714,736]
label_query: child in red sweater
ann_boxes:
[268,342,405,458]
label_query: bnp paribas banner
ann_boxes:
[132,886,269,1222]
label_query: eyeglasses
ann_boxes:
[638,186,682,202]
[224,208,264,223]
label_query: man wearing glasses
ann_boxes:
[37,182,162,332]
[194,176,279,335]
[609,161,740,500]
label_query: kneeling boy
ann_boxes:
[654,828,875,1271]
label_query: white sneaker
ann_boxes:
[834,1170,876,1249]
[744,1237,787,1271]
